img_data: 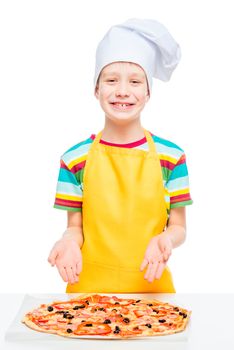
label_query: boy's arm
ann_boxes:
[161,206,186,249]
[63,211,84,248]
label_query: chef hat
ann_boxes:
[94,18,181,94]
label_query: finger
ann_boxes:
[144,261,156,282]
[163,247,171,261]
[144,266,150,280]
[65,266,76,285]
[76,261,82,275]
[163,251,168,261]
[48,248,58,266]
[146,262,160,283]
[155,261,166,280]
[72,266,79,283]
[140,258,148,271]
[75,275,79,283]
[72,264,79,282]
[57,265,68,282]
[163,252,171,262]
[68,265,78,284]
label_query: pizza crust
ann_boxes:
[22,316,58,335]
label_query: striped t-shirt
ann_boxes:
[54,132,193,214]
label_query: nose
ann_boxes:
[115,81,130,97]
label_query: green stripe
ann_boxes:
[170,200,193,209]
[53,204,82,212]
[161,166,171,182]
[76,167,85,183]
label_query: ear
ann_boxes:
[145,90,150,102]
[94,85,99,99]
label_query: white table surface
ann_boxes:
[1,293,234,350]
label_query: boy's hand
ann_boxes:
[140,233,172,283]
[48,238,82,285]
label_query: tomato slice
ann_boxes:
[52,304,67,310]
[134,310,146,318]
[111,296,136,306]
[119,307,129,314]
[74,322,112,335]
[35,319,49,323]
[97,296,135,307]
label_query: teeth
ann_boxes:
[114,103,130,107]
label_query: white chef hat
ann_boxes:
[94,18,181,94]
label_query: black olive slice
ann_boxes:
[145,323,152,328]
[73,304,85,310]
[66,314,74,319]
[158,319,166,323]
[103,319,111,324]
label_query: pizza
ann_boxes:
[22,294,191,338]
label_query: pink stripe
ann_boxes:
[171,193,191,203]
[60,159,70,170]
[71,160,86,174]
[160,159,175,171]
[55,198,82,208]
[177,154,186,165]
[90,132,154,148]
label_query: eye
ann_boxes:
[106,79,116,83]
[131,80,141,84]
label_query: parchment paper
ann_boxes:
[5,293,191,342]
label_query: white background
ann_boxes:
[0,0,233,293]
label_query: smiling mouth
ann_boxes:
[110,102,135,110]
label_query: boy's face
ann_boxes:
[95,62,150,125]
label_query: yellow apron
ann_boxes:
[66,128,175,293]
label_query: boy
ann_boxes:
[48,18,193,293]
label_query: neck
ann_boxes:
[101,118,145,144]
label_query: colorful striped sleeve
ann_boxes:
[166,153,193,209]
[54,158,83,212]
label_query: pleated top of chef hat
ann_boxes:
[94,18,181,94]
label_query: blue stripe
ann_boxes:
[169,163,188,180]
[63,137,93,156]
[58,168,78,185]
[156,142,184,159]
[56,182,82,197]
[166,176,190,191]
[153,135,184,152]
